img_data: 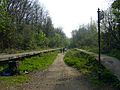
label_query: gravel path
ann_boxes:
[8,53,92,90]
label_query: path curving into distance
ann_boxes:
[6,53,113,90]
[9,53,92,90]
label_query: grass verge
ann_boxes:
[80,46,98,53]
[82,47,120,60]
[18,51,58,73]
[64,49,120,89]
[106,49,120,60]
[0,75,29,86]
[0,51,58,87]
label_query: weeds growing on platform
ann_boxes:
[0,51,58,86]
[64,49,120,89]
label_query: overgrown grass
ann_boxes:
[18,51,58,73]
[107,49,120,60]
[81,47,120,60]
[80,46,98,53]
[0,65,5,71]
[0,75,29,86]
[64,49,120,89]
[0,51,58,87]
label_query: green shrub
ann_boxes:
[107,49,120,60]
[18,52,58,73]
[0,51,58,87]
[64,49,120,89]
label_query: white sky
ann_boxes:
[39,0,112,38]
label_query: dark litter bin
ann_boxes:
[0,61,19,76]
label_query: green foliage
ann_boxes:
[48,28,69,48]
[0,51,58,86]
[0,63,9,71]
[64,49,91,74]
[107,49,120,60]
[18,52,58,73]
[0,0,69,52]
[0,75,29,86]
[64,49,120,89]
[111,0,120,50]
[101,69,117,83]
[112,0,120,23]
[70,21,97,48]
[79,46,98,53]
[35,31,46,47]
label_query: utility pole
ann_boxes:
[97,8,104,80]
[98,8,101,66]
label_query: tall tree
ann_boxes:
[111,0,120,49]
[70,21,98,49]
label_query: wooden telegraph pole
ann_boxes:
[98,8,101,66]
[97,8,104,79]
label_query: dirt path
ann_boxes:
[6,53,95,90]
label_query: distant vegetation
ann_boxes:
[70,20,98,52]
[70,0,120,59]
[0,0,69,53]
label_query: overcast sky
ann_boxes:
[39,0,112,38]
